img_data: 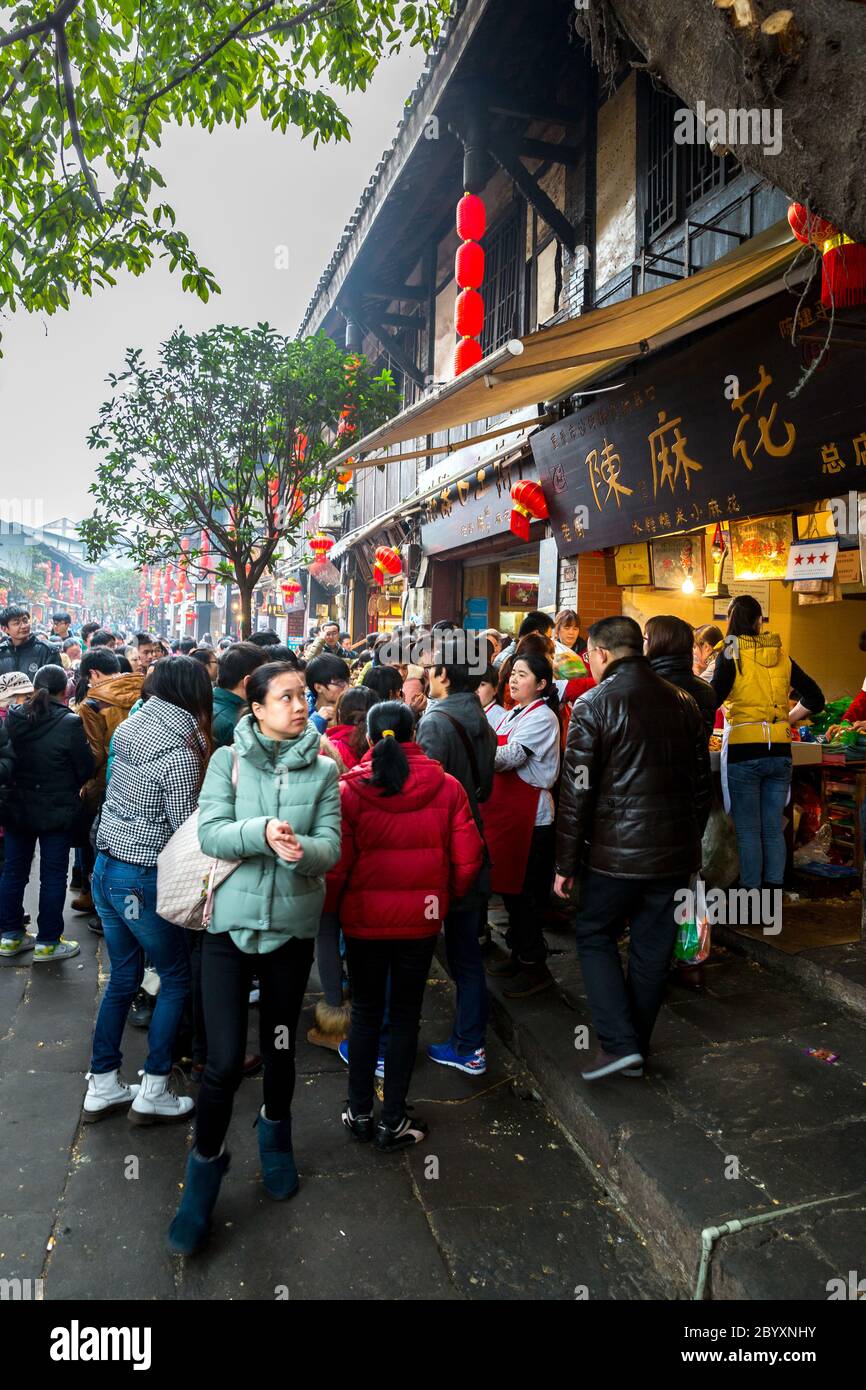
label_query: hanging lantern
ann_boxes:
[63,573,74,601]
[309,532,334,560]
[0,588,7,608]
[454,337,484,375]
[53,562,62,594]
[456,192,486,242]
[509,480,549,541]
[373,563,385,587]
[375,545,402,577]
[281,577,301,603]
[455,239,485,290]
[337,407,357,439]
[164,563,174,605]
[786,202,866,308]
[152,568,162,605]
[455,288,485,340]
[75,576,84,604]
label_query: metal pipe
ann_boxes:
[694,1191,859,1300]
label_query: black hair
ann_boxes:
[52,612,72,624]
[90,628,115,648]
[362,665,402,701]
[115,655,133,674]
[146,656,213,777]
[217,640,269,690]
[62,636,81,651]
[364,700,415,796]
[321,619,340,633]
[518,610,554,640]
[81,621,100,643]
[510,650,560,714]
[726,594,763,638]
[644,614,694,661]
[189,647,216,669]
[247,630,281,648]
[432,662,481,694]
[24,664,68,722]
[0,605,29,626]
[306,652,350,694]
[431,619,457,632]
[335,685,376,761]
[178,636,197,654]
[478,667,499,693]
[263,644,300,666]
[587,615,643,657]
[75,646,121,704]
[135,631,155,646]
[245,661,306,711]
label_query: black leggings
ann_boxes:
[502,824,555,965]
[344,935,436,1127]
[195,930,314,1158]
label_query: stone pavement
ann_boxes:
[0,877,667,1302]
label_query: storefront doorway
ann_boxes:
[461,546,540,634]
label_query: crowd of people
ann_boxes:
[0,593,824,1254]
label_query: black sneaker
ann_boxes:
[128,989,155,1029]
[87,918,104,936]
[375,1111,429,1152]
[342,1107,375,1142]
[502,963,555,998]
[485,953,521,978]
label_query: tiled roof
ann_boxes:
[296,0,469,337]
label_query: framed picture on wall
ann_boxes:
[730,514,793,581]
[614,543,652,586]
[502,581,539,608]
[650,534,706,591]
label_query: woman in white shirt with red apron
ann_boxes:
[482,651,561,998]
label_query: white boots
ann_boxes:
[82,1069,140,1122]
[128,1070,195,1125]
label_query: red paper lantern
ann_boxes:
[375,546,402,577]
[454,337,484,375]
[509,480,549,541]
[786,202,835,248]
[456,192,486,242]
[455,288,485,340]
[281,578,301,602]
[455,240,485,290]
[373,563,385,587]
[309,533,334,559]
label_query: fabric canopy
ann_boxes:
[333,221,800,469]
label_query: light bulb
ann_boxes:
[681,575,695,594]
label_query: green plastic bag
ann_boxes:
[674,877,711,964]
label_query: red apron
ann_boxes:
[480,701,543,896]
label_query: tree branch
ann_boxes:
[55,23,103,211]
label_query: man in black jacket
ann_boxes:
[0,607,64,679]
[554,616,712,1082]
[417,660,497,1075]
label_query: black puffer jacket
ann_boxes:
[556,655,712,880]
[1,701,95,837]
[0,718,14,786]
[0,635,63,679]
[649,653,718,741]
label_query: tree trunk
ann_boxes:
[237,578,254,640]
[576,0,866,242]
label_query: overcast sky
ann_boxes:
[0,46,426,525]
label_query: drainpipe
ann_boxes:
[694,1191,859,1300]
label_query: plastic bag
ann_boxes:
[674,876,712,964]
[792,822,833,867]
[700,805,739,889]
[808,697,851,736]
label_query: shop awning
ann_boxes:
[334,221,800,470]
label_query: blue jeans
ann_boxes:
[90,854,191,1076]
[726,756,792,888]
[0,830,70,944]
[443,907,488,1052]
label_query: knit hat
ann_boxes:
[0,671,35,706]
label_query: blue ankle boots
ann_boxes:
[256,1107,299,1200]
[167,1147,231,1256]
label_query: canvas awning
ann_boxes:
[334,221,800,470]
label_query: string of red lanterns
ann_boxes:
[454,192,486,375]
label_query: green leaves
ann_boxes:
[0,1,454,335]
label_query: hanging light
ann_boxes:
[375,545,402,577]
[309,533,335,560]
[787,201,866,308]
[454,192,486,376]
[509,480,549,540]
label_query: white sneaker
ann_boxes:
[33,937,80,962]
[129,1070,195,1126]
[0,933,36,959]
[82,1069,140,1122]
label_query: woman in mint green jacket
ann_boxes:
[169,662,341,1256]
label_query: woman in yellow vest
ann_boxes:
[711,595,824,890]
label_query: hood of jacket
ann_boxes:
[735,632,783,668]
[7,699,69,748]
[343,742,446,812]
[94,673,143,711]
[213,685,246,715]
[232,710,323,771]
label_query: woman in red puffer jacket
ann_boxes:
[327,700,484,1153]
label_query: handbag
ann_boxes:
[156,747,240,931]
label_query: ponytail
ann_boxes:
[364,700,414,797]
[24,665,68,723]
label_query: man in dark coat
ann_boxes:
[554,616,712,1082]
[0,607,64,679]
[417,660,496,1075]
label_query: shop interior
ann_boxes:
[461,549,541,634]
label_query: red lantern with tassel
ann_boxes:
[163,563,174,603]
[375,545,401,577]
[509,480,549,541]
[455,240,485,290]
[454,338,484,375]
[787,201,866,308]
[281,578,301,603]
[373,563,385,587]
[309,533,334,560]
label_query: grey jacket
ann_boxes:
[417,691,496,909]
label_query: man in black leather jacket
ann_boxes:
[554,615,711,1082]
